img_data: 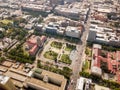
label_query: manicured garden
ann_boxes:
[44,50,58,60]
[51,41,63,49]
[79,71,120,90]
[85,47,92,56]
[82,60,90,72]
[65,43,76,51]
[60,54,72,64]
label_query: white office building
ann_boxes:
[76,77,92,90]
[65,26,81,38]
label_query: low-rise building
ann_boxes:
[25,35,46,55]
[25,68,67,90]
[94,84,110,90]
[25,23,34,30]
[0,74,16,90]
[45,24,58,35]
[0,28,5,32]
[55,2,89,20]
[44,21,82,38]
[45,22,60,35]
[22,4,52,13]
[35,24,43,31]
[87,24,120,46]
[22,15,32,21]
[65,26,81,38]
[91,44,120,83]
[0,38,17,50]
[91,13,108,22]
[76,77,92,90]
[91,44,102,76]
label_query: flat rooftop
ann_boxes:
[95,84,110,90]
[5,71,26,82]
[0,74,9,85]
[12,79,23,88]
[26,69,67,90]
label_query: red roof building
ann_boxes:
[91,12,108,22]
[91,44,120,83]
[26,35,47,56]
[29,45,38,55]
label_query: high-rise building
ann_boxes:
[0,75,16,90]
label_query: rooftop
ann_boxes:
[94,84,110,90]
[76,77,92,90]
[66,26,81,33]
[26,69,67,90]
[0,74,9,85]
[91,44,120,83]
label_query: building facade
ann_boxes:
[0,75,16,90]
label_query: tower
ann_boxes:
[36,36,42,47]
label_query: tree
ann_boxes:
[114,22,120,28]
[107,13,111,19]
[0,57,5,63]
[85,47,90,55]
[38,17,43,23]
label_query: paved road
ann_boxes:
[67,1,92,90]
[68,23,90,90]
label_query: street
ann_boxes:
[67,0,92,89]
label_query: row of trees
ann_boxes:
[8,45,35,64]
[0,18,28,41]
[80,72,120,90]
[37,61,72,80]
[66,43,76,51]
[0,57,5,63]
[65,36,80,44]
[10,28,28,40]
[87,42,120,52]
[51,41,63,49]
[85,47,92,57]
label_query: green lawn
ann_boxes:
[60,54,72,64]
[51,41,62,49]
[44,50,58,60]
[0,19,13,24]
[0,57,5,63]
[82,60,90,72]
[65,44,76,51]
[23,47,29,56]
[85,47,92,57]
